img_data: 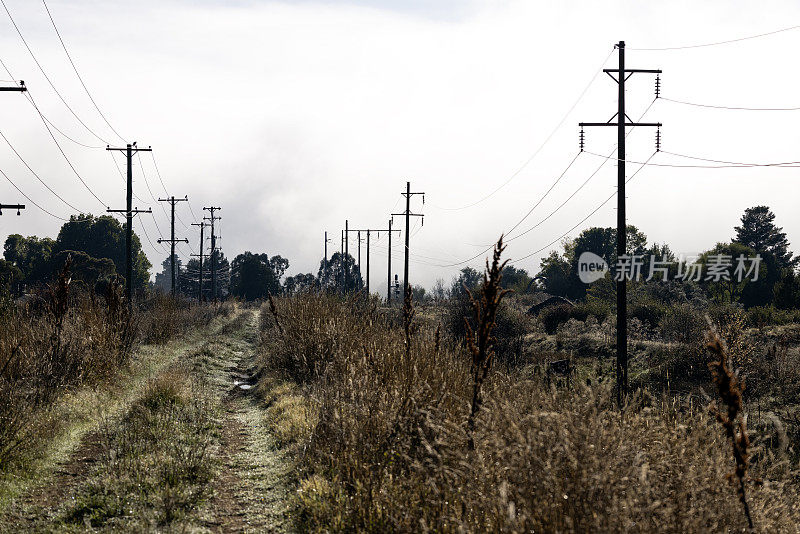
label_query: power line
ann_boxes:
[0,0,111,145]
[0,165,67,220]
[584,150,800,168]
[431,47,615,211]
[150,152,170,196]
[628,25,800,51]
[0,61,110,209]
[41,0,126,142]
[661,96,800,112]
[661,150,800,167]
[0,56,105,150]
[512,152,656,263]
[505,97,659,244]
[428,153,585,268]
[0,129,85,212]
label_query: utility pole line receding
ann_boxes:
[106,142,152,309]
[158,195,189,296]
[203,206,221,302]
[392,181,424,297]
[191,222,206,302]
[579,40,661,405]
[345,225,399,297]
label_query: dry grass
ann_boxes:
[0,261,232,475]
[261,290,800,532]
[59,364,216,529]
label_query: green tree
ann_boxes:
[316,252,362,293]
[450,266,482,297]
[734,206,796,269]
[500,264,533,293]
[284,273,317,295]
[697,242,767,305]
[3,234,54,284]
[54,214,150,290]
[154,254,183,294]
[230,252,284,300]
[774,269,800,309]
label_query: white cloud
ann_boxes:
[1,0,799,292]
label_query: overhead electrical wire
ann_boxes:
[0,166,68,220]
[583,150,800,168]
[0,129,85,212]
[0,56,111,210]
[504,97,659,244]
[660,150,800,167]
[628,25,800,51]
[661,96,800,112]
[41,0,126,142]
[512,152,657,263]
[0,0,112,145]
[425,153,584,268]
[431,46,616,211]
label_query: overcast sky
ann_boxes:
[1,0,799,294]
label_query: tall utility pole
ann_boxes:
[191,222,206,302]
[387,219,393,304]
[357,231,363,273]
[579,40,661,404]
[0,204,24,216]
[203,207,221,302]
[158,196,189,296]
[107,142,152,308]
[324,231,332,275]
[392,181,424,296]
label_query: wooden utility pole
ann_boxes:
[191,222,206,302]
[203,207,221,301]
[158,196,189,296]
[324,231,332,275]
[392,181,424,296]
[387,218,393,304]
[106,142,152,308]
[579,40,661,404]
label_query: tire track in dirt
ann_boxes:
[205,310,292,533]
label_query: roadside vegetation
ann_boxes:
[0,257,233,505]
[259,238,800,532]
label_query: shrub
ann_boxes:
[659,304,705,344]
[539,303,574,334]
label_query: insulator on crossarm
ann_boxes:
[579,127,585,152]
[655,127,661,152]
[655,75,661,99]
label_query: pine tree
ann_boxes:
[734,206,796,269]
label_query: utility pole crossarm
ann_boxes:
[579,122,662,127]
[0,81,26,92]
[0,204,25,215]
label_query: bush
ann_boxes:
[443,293,530,365]
[539,303,574,334]
[659,304,705,344]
